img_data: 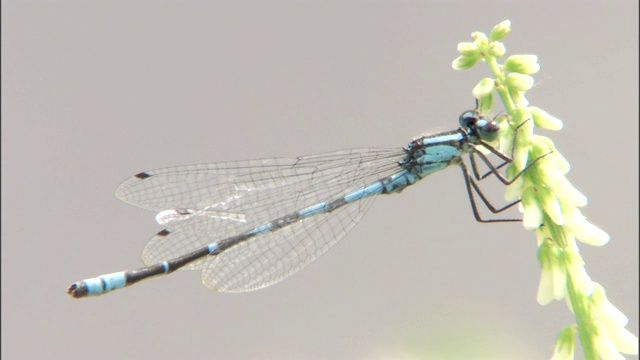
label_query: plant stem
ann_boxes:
[485,49,599,360]
[547,220,597,360]
[485,56,516,115]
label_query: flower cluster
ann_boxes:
[453,20,638,360]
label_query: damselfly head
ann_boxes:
[459,110,500,142]
[476,118,500,142]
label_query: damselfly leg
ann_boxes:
[460,119,550,223]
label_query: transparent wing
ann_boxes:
[202,194,376,292]
[116,148,403,214]
[122,148,406,269]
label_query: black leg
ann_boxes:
[459,161,522,223]
[469,152,509,181]
[470,145,551,185]
[474,118,535,181]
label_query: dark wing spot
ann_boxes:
[156,229,171,236]
[134,172,151,180]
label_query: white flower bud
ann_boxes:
[505,73,535,91]
[505,54,541,75]
[490,20,511,41]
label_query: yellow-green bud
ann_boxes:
[522,187,543,230]
[530,106,563,130]
[490,20,511,41]
[472,31,489,49]
[504,54,541,75]
[488,41,506,57]
[551,326,576,360]
[505,73,534,91]
[538,186,564,225]
[452,55,480,70]
[457,42,479,56]
[472,78,495,99]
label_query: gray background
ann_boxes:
[2,1,637,359]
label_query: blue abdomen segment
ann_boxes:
[344,182,384,203]
[68,271,127,298]
[298,202,330,218]
[67,245,215,298]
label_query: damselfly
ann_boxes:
[68,109,539,298]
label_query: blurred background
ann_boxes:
[2,1,637,359]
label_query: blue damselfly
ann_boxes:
[68,109,540,298]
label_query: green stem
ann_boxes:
[547,221,597,360]
[484,51,599,360]
[485,56,516,115]
[567,274,597,360]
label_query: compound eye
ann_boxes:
[459,110,478,128]
[477,119,500,142]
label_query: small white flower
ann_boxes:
[551,326,575,360]
[536,159,564,190]
[529,106,563,130]
[591,284,639,354]
[559,201,610,246]
[551,257,568,300]
[452,55,480,70]
[472,31,489,48]
[504,54,541,75]
[504,177,524,203]
[591,284,628,328]
[489,41,506,57]
[475,93,494,115]
[521,187,543,230]
[608,326,639,355]
[457,42,479,56]
[472,78,495,99]
[490,20,511,41]
[537,240,567,304]
[537,262,562,305]
[538,186,564,225]
[537,162,587,207]
[506,72,535,91]
[560,183,588,208]
[533,135,570,174]
[571,219,610,246]
[593,322,627,360]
